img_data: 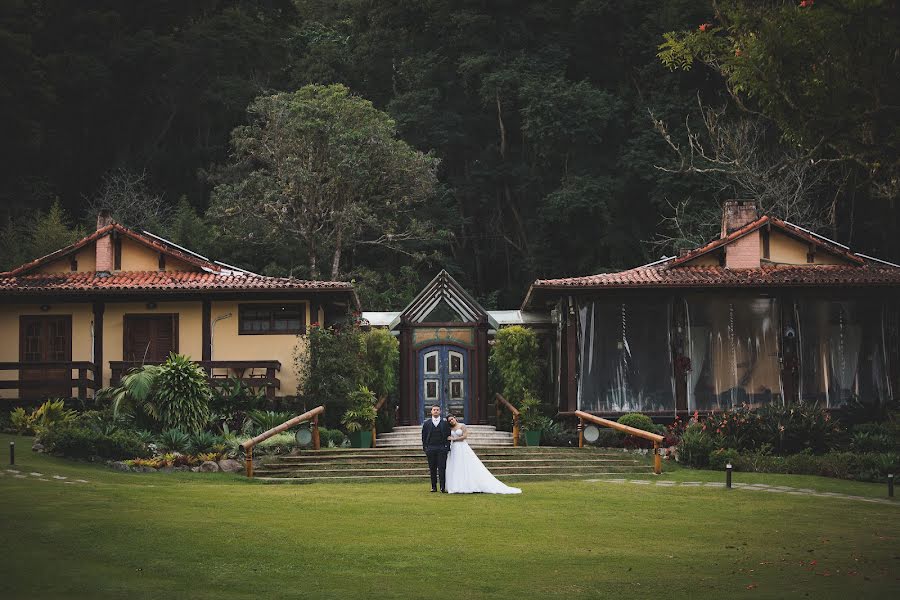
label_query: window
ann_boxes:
[239,304,306,335]
[449,351,463,374]
[425,380,439,399]
[424,351,438,374]
[450,380,463,399]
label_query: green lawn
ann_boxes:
[1,433,898,600]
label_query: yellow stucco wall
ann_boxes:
[119,238,195,272]
[34,246,97,274]
[0,303,94,398]
[102,301,204,384]
[768,230,849,265]
[681,253,720,267]
[210,300,310,395]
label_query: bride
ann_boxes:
[445,415,521,494]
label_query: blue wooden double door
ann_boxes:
[417,345,469,422]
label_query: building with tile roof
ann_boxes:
[0,212,357,401]
[524,201,899,416]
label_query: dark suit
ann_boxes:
[422,418,451,491]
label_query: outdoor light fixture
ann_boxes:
[295,425,313,447]
[583,425,600,443]
[39,305,51,312]
[726,463,733,489]
[146,302,157,309]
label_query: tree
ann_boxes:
[208,84,441,280]
[490,326,541,407]
[86,169,171,231]
[658,0,900,248]
[29,200,83,260]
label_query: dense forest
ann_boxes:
[1,0,898,308]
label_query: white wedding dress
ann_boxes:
[446,426,522,494]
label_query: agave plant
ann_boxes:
[155,428,192,453]
[189,430,223,455]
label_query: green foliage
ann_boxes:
[616,413,656,433]
[659,0,900,216]
[490,326,540,406]
[208,83,440,280]
[155,429,192,454]
[731,450,900,483]
[240,432,297,456]
[189,431,223,455]
[10,407,33,435]
[540,421,578,447]
[10,400,76,436]
[518,393,551,432]
[209,376,265,432]
[100,364,162,425]
[341,386,377,433]
[28,201,84,261]
[41,424,150,460]
[317,427,348,449]
[243,410,297,436]
[708,448,740,471]
[152,354,212,435]
[300,321,367,427]
[363,329,399,402]
[677,423,717,468]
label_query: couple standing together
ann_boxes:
[421,405,521,494]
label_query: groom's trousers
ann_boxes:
[426,449,448,490]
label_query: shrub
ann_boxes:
[677,424,716,468]
[244,410,297,435]
[489,326,540,405]
[156,428,192,453]
[300,320,367,427]
[41,424,150,460]
[245,432,297,455]
[10,407,33,435]
[708,448,740,470]
[190,431,223,455]
[851,431,895,453]
[10,399,75,435]
[591,428,624,448]
[616,413,661,449]
[209,377,265,430]
[755,404,838,455]
[153,353,212,434]
[731,450,899,482]
[541,421,578,447]
[341,386,377,433]
[317,427,347,448]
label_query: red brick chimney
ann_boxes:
[95,210,114,273]
[721,200,760,269]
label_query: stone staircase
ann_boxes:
[252,446,655,483]
[375,425,514,448]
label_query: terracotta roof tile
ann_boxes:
[532,263,900,290]
[0,271,354,295]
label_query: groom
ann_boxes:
[422,405,451,493]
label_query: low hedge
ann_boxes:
[729,450,899,482]
[41,424,151,461]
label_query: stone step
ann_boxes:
[258,462,646,473]
[267,448,631,460]
[263,457,641,466]
[254,472,656,483]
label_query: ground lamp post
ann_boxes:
[726,463,733,489]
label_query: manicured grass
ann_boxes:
[1,433,898,600]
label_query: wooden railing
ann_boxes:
[372,395,387,448]
[110,360,281,400]
[575,410,664,475]
[240,405,324,477]
[0,362,99,400]
[495,393,520,448]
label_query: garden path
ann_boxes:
[587,478,898,505]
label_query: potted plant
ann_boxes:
[341,386,378,448]
[518,393,550,447]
